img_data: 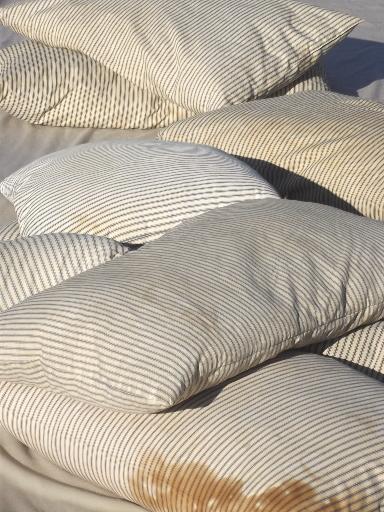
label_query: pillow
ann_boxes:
[0,139,278,243]
[268,63,328,97]
[159,92,384,220]
[0,232,127,312]
[0,41,327,130]
[308,321,384,382]
[0,40,193,129]
[0,221,19,241]
[1,352,383,510]
[1,199,384,413]
[0,0,359,112]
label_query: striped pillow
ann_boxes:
[269,63,328,97]
[0,232,127,312]
[0,42,328,130]
[1,199,384,413]
[1,352,383,510]
[0,221,19,241]
[0,0,358,112]
[0,40,193,129]
[159,92,384,220]
[0,140,278,243]
[308,321,384,382]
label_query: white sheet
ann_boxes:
[0,0,383,510]
[309,0,384,103]
[0,425,145,512]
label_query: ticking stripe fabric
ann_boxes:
[308,321,384,382]
[268,63,328,97]
[2,199,384,413]
[159,91,384,220]
[0,221,19,241]
[0,0,359,112]
[0,41,328,130]
[1,352,384,511]
[0,140,278,243]
[0,40,193,129]
[0,232,127,312]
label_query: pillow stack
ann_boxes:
[2,196,384,411]
[3,2,384,511]
[1,134,384,510]
[159,91,384,220]
[0,40,194,129]
[1,198,384,510]
[1,353,384,511]
[0,0,358,128]
[0,40,327,130]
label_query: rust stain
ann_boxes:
[131,453,369,512]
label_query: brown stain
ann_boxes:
[131,453,370,512]
[70,213,99,236]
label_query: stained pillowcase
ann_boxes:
[1,353,384,511]
[0,40,327,129]
[159,92,384,220]
[0,232,127,312]
[0,140,279,243]
[0,0,358,112]
[1,199,384,413]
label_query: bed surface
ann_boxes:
[310,0,384,103]
[0,0,383,510]
[0,425,144,512]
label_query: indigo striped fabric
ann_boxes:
[1,199,384,413]
[159,91,384,220]
[0,0,359,112]
[0,232,127,312]
[0,221,19,240]
[308,321,384,382]
[0,40,193,129]
[1,352,384,511]
[0,140,278,243]
[0,41,327,129]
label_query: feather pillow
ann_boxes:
[159,92,384,220]
[1,352,384,510]
[1,199,384,412]
[0,232,127,312]
[0,0,358,112]
[0,140,278,243]
[0,40,327,129]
